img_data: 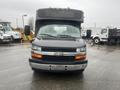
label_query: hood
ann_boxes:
[32,38,86,48]
[5,31,20,35]
[3,33,11,37]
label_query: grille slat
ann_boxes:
[42,47,76,52]
[43,55,74,63]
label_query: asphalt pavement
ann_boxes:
[0,43,120,90]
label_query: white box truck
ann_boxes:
[82,27,120,44]
[0,21,21,41]
[0,25,12,43]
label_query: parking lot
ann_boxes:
[0,43,120,90]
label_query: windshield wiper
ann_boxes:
[38,34,56,38]
[57,34,77,38]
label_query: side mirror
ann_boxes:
[0,25,3,30]
[24,25,30,35]
[30,38,35,43]
[0,31,3,36]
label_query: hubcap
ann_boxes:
[95,39,99,43]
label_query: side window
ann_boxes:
[101,29,107,34]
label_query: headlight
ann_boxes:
[76,47,86,53]
[75,47,86,61]
[0,33,3,36]
[32,45,41,51]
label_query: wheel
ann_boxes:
[0,39,2,43]
[11,36,14,42]
[73,69,85,75]
[93,38,100,44]
[32,68,41,73]
[79,69,84,73]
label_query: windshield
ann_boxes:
[37,24,81,39]
[4,26,13,32]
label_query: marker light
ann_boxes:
[32,52,43,59]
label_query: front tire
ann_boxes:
[32,68,41,73]
[72,69,85,75]
[0,39,2,43]
[11,36,14,42]
[93,38,100,44]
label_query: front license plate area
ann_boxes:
[54,52,64,56]
[51,65,65,70]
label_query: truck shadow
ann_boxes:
[32,71,84,81]
[30,71,85,89]
[33,71,84,79]
[0,43,14,47]
[0,42,23,47]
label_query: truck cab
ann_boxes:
[0,22,21,41]
[91,28,109,44]
[0,25,12,43]
[29,8,88,72]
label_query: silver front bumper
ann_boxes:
[2,39,11,42]
[30,62,87,71]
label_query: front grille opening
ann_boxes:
[42,47,76,52]
[43,55,75,62]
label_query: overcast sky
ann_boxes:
[0,0,120,28]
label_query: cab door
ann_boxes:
[100,29,108,41]
[86,30,92,39]
[0,25,3,39]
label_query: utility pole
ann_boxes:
[22,14,27,29]
[16,18,18,28]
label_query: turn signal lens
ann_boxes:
[32,53,43,59]
[75,54,86,61]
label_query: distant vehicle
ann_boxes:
[0,21,21,41]
[28,8,88,73]
[0,25,12,43]
[81,28,92,39]
[82,27,120,44]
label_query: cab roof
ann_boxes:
[36,8,84,23]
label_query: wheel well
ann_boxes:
[11,35,14,39]
[93,37,100,40]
